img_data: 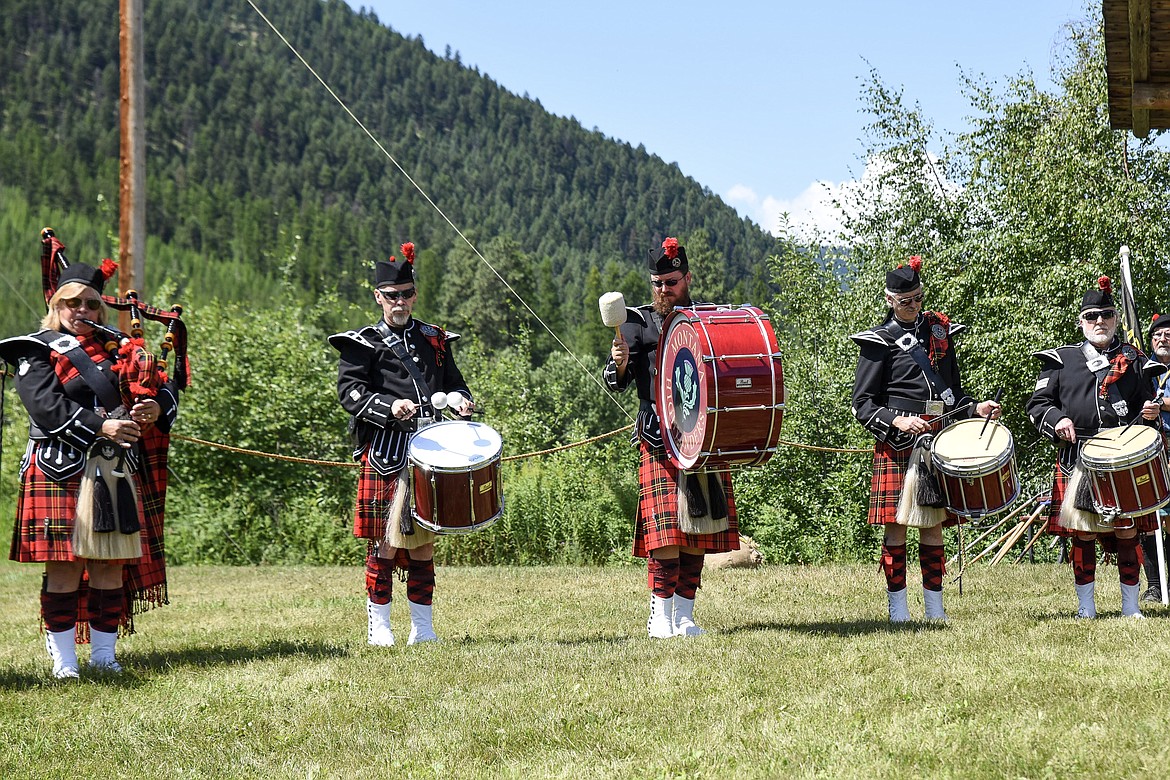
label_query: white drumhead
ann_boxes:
[409,420,503,470]
[1083,424,1160,457]
[932,417,1013,462]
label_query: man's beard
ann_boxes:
[651,290,689,317]
[1156,345,1170,362]
[388,310,411,327]
[1087,331,1114,349]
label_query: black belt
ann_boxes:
[884,396,945,416]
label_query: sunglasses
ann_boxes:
[894,292,926,306]
[378,288,416,301]
[1082,309,1116,322]
[63,297,103,312]
[651,277,683,289]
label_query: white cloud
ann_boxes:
[726,181,845,242]
[728,153,961,244]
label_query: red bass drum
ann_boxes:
[655,304,784,471]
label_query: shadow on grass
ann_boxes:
[0,639,351,691]
[722,618,949,637]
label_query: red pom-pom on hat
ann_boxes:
[100,258,118,280]
[401,242,415,263]
[662,237,679,260]
[1098,275,1112,292]
[908,255,922,273]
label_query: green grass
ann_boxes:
[3,557,1170,778]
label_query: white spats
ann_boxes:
[87,628,123,673]
[45,628,80,680]
[647,594,675,639]
[1121,582,1144,619]
[1075,581,1097,619]
[407,601,439,645]
[367,599,395,646]
[887,588,911,623]
[923,588,948,621]
[672,595,705,637]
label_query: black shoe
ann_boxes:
[1141,586,1162,604]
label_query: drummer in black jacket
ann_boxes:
[851,256,999,623]
[1026,276,1163,619]
[604,237,739,640]
[329,243,473,647]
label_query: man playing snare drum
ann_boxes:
[1027,276,1163,619]
[851,256,1000,622]
[605,237,739,639]
[329,243,474,646]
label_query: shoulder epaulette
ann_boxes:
[327,327,380,352]
[849,328,891,347]
[625,306,649,328]
[0,334,51,364]
[1032,347,1067,367]
[947,322,966,337]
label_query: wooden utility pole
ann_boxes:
[119,0,146,330]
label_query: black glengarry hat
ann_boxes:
[375,242,416,288]
[59,259,117,295]
[886,256,922,294]
[1149,312,1170,341]
[1082,275,1115,312]
[647,237,688,275]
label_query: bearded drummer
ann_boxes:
[851,256,1000,623]
[329,244,474,646]
[605,237,738,639]
[1026,277,1163,619]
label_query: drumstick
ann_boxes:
[978,388,1003,442]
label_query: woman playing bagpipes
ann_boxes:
[0,230,187,678]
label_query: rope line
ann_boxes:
[243,0,633,424]
[170,427,872,468]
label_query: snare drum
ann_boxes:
[1080,425,1170,518]
[656,305,784,470]
[409,420,504,534]
[930,418,1020,517]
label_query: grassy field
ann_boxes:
[2,557,1170,779]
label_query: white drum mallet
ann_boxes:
[599,291,627,339]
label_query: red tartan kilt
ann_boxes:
[353,454,401,540]
[632,443,738,558]
[1046,461,1158,535]
[9,447,141,564]
[868,441,964,527]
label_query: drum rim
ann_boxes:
[413,504,504,535]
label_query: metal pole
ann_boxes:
[119,0,146,332]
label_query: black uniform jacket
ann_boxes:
[1026,338,1164,468]
[850,312,974,451]
[603,304,667,448]
[330,317,471,474]
[0,330,179,481]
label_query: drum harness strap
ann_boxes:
[884,321,956,417]
[36,332,123,417]
[374,319,438,537]
[1080,341,1132,421]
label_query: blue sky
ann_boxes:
[341,1,1095,234]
